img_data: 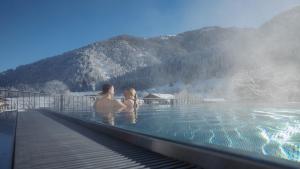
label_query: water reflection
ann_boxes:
[96,105,138,126]
[123,110,138,124]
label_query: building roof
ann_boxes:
[144,93,175,99]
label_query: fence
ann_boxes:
[0,89,54,112]
[0,89,95,113]
[0,89,212,114]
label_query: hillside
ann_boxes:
[0,27,251,91]
[1,6,300,101]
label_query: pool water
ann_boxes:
[71,103,300,166]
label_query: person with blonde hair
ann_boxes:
[122,88,139,124]
[123,88,138,112]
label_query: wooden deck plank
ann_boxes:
[14,111,199,169]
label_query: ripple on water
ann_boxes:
[280,143,300,162]
[108,105,300,164]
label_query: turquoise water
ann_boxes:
[73,103,300,166]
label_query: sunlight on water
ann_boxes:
[252,108,300,162]
[114,104,300,164]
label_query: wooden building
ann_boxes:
[143,93,175,105]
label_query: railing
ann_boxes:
[0,89,55,112]
[0,90,18,169]
[0,89,97,113]
[1,89,217,114]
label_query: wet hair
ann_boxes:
[124,88,136,98]
[124,88,138,109]
[101,84,113,95]
[123,90,131,98]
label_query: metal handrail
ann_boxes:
[0,88,207,113]
[0,89,63,112]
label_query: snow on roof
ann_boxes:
[144,93,175,99]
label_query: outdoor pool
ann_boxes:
[67,103,300,167]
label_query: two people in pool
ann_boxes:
[93,84,138,125]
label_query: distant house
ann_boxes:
[143,93,175,105]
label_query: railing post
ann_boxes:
[16,91,19,111]
[49,95,51,108]
[76,96,79,112]
[60,95,64,112]
[10,91,12,110]
[21,91,25,110]
[81,96,83,112]
[52,96,54,111]
[53,96,55,110]
[22,92,25,110]
[5,89,8,111]
[73,96,75,113]
[28,93,31,109]
[85,96,87,112]
[38,93,40,108]
[33,93,36,109]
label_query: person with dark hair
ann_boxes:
[100,84,114,95]
[94,84,127,123]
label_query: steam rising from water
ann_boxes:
[214,6,300,102]
[150,6,300,103]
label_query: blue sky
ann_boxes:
[1,0,300,72]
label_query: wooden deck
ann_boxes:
[14,111,199,169]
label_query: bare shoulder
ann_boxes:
[113,99,126,108]
[113,99,123,104]
[124,99,134,106]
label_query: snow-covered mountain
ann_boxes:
[1,6,300,101]
[0,27,250,91]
